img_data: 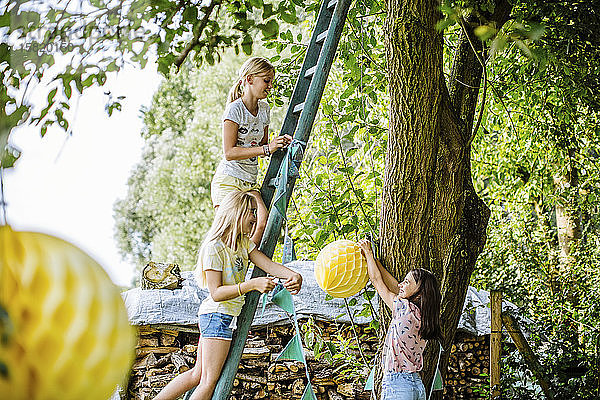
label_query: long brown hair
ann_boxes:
[407,268,442,341]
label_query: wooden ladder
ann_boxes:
[185,0,352,397]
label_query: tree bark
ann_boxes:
[382,0,443,280]
[553,158,581,260]
[382,0,512,397]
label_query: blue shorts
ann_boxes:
[382,371,426,400]
[198,312,235,340]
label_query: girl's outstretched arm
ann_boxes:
[374,257,400,296]
[358,239,396,310]
[249,249,303,294]
[205,269,275,302]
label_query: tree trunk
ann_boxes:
[553,157,581,261]
[382,0,511,397]
[381,0,443,276]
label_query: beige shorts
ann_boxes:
[211,173,260,207]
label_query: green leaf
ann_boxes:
[474,25,497,41]
[47,88,57,104]
[280,11,297,24]
[64,81,72,99]
[241,34,253,55]
[183,6,198,23]
[259,19,278,39]
[1,145,20,169]
[249,0,264,9]
[205,51,215,65]
[0,12,10,27]
[262,4,275,19]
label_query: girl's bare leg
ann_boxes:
[188,338,232,400]
[249,190,268,246]
[153,333,203,400]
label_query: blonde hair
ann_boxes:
[205,189,256,251]
[227,57,275,103]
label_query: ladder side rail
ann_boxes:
[260,0,335,205]
[292,0,351,146]
[258,0,352,259]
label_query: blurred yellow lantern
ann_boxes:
[0,226,135,400]
[314,239,368,298]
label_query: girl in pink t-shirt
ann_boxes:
[358,240,442,400]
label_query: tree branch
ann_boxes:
[457,16,487,147]
[174,0,219,70]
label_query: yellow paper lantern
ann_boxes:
[0,226,135,400]
[314,239,368,298]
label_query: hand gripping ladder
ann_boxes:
[184,0,352,398]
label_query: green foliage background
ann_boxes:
[114,2,600,397]
[3,0,600,397]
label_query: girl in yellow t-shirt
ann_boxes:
[154,190,302,400]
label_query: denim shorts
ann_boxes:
[198,312,235,340]
[382,371,426,400]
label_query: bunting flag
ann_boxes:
[272,140,305,219]
[432,367,443,390]
[364,365,375,390]
[263,280,316,400]
[431,343,445,393]
[301,382,317,400]
[271,283,295,315]
[275,334,305,363]
[282,223,296,265]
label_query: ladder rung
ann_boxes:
[327,0,337,8]
[293,102,305,114]
[316,30,328,43]
[304,65,317,78]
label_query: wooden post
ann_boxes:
[502,313,554,399]
[490,290,502,399]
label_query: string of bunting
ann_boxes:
[271,139,305,220]
[259,194,316,399]
[260,284,317,400]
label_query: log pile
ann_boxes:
[127,320,376,400]
[443,332,490,399]
[127,323,490,400]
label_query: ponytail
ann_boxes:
[227,57,275,103]
[408,268,442,341]
[227,79,244,103]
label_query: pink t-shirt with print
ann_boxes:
[382,297,426,373]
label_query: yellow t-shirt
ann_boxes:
[195,235,256,317]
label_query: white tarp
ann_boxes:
[123,260,526,336]
[123,260,374,327]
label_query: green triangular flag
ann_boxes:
[276,333,304,362]
[300,382,317,400]
[260,293,268,317]
[271,286,295,315]
[364,365,375,390]
[432,367,443,390]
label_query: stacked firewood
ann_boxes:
[443,333,490,399]
[128,323,491,400]
[128,320,377,400]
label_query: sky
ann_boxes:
[4,62,162,287]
